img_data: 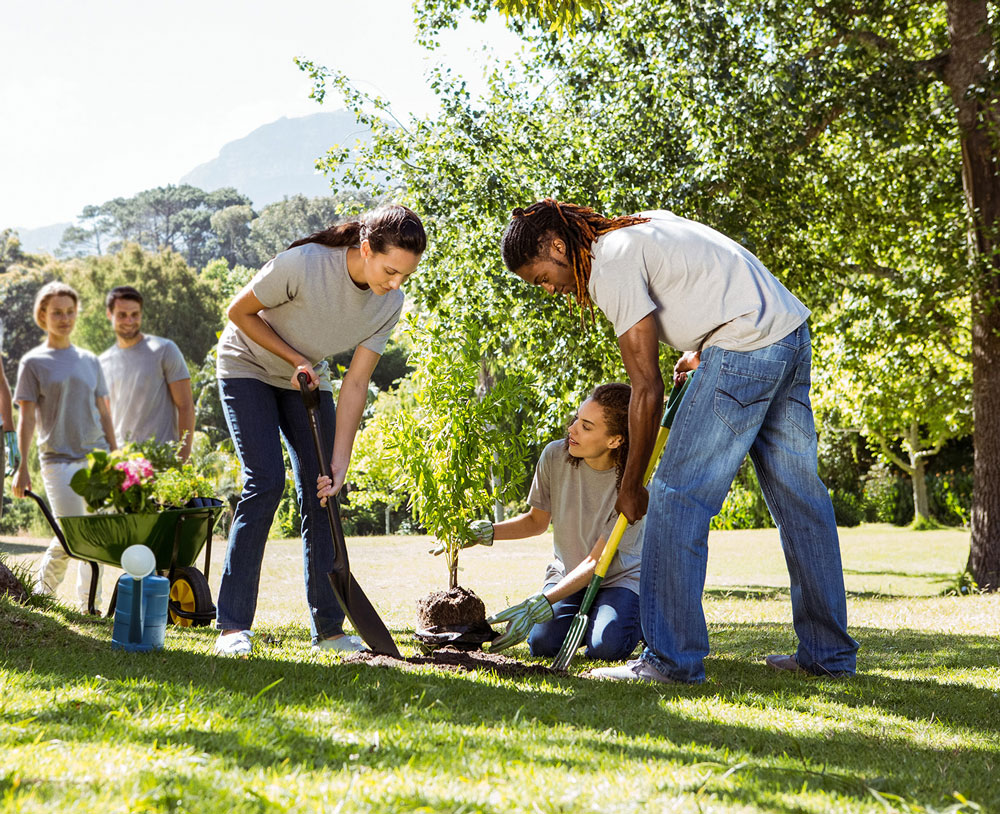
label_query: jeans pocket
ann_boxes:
[787,362,816,440]
[713,353,785,435]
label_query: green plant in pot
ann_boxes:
[371,316,532,648]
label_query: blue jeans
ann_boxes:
[528,584,641,660]
[640,324,858,682]
[216,378,346,643]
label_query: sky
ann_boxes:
[1,0,524,230]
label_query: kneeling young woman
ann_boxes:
[479,383,643,660]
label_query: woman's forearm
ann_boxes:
[232,312,309,370]
[492,508,551,540]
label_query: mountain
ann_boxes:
[15,222,72,255]
[12,111,369,255]
[180,110,371,207]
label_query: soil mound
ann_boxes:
[343,647,556,679]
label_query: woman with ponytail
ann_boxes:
[466,383,644,661]
[213,204,425,657]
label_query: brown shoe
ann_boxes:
[765,654,807,673]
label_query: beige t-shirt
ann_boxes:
[588,210,810,352]
[528,440,643,594]
[216,243,404,392]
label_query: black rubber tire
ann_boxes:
[168,566,214,627]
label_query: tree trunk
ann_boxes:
[449,550,459,590]
[384,504,391,536]
[944,0,1000,590]
[910,452,931,524]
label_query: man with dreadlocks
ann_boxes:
[501,199,858,684]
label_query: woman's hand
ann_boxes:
[291,363,318,390]
[316,464,347,507]
[673,351,701,385]
[12,465,30,499]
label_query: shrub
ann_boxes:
[711,461,774,531]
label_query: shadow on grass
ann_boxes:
[704,583,956,601]
[0,539,49,556]
[2,600,997,813]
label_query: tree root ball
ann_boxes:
[0,561,29,603]
[416,586,487,629]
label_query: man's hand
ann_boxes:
[615,483,649,524]
[3,431,19,477]
[429,519,494,555]
[486,592,554,652]
[673,351,701,385]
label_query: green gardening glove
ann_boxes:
[429,519,495,556]
[3,431,18,477]
[486,592,554,652]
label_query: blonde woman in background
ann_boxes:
[12,282,116,611]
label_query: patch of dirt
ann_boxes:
[342,646,558,679]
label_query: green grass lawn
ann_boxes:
[1,524,997,813]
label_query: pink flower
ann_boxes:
[115,457,154,492]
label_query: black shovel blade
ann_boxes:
[328,569,401,657]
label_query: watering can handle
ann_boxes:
[128,578,143,644]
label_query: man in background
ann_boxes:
[1,318,20,517]
[100,287,194,460]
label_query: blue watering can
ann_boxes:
[111,545,169,652]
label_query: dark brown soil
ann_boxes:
[342,646,557,679]
[0,562,28,603]
[416,587,486,628]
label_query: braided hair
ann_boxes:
[501,199,650,319]
[564,382,632,491]
[287,203,426,255]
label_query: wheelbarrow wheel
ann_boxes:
[169,566,214,627]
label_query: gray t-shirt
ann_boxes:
[216,243,404,391]
[528,440,643,594]
[100,335,190,445]
[588,210,810,352]
[14,344,109,463]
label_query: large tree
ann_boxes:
[385,0,996,586]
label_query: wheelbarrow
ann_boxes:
[24,489,223,625]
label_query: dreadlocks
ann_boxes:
[501,199,650,322]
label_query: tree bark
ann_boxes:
[911,453,930,524]
[944,0,1000,590]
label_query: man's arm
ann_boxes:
[96,395,117,452]
[616,314,665,523]
[0,356,13,432]
[167,378,195,462]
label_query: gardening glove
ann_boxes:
[428,519,495,556]
[486,592,553,652]
[4,431,18,477]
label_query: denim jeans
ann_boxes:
[639,324,858,682]
[216,377,346,643]
[528,584,641,660]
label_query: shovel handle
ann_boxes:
[593,373,693,580]
[297,373,350,577]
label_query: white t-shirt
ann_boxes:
[100,335,190,445]
[14,344,109,463]
[588,210,810,351]
[216,243,404,391]
[528,440,643,594]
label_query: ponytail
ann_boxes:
[288,204,426,255]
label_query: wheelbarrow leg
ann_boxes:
[86,561,99,616]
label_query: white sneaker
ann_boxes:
[215,629,253,656]
[312,634,367,653]
[590,658,678,684]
